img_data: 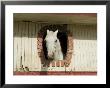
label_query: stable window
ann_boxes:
[37,24,73,67]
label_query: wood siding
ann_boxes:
[14,22,97,72]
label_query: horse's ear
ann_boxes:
[47,29,49,34]
[54,30,58,36]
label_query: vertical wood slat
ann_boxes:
[14,22,18,71]
[14,22,40,71]
[17,22,22,71]
[24,22,29,69]
[31,23,37,71]
[28,22,32,71]
[72,24,97,71]
[21,22,25,70]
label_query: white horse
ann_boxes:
[44,29,63,60]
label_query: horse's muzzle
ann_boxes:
[48,54,54,60]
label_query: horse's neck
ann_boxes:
[54,39,63,60]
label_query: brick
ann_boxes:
[61,60,65,67]
[37,38,43,43]
[37,46,43,50]
[38,33,43,37]
[41,58,46,64]
[68,39,73,43]
[37,45,42,50]
[68,42,73,45]
[68,36,73,40]
[68,33,73,36]
[51,61,55,67]
[68,44,73,49]
[37,48,42,52]
[67,50,73,54]
[38,52,43,57]
[64,59,71,67]
[56,61,60,67]
[42,61,47,67]
[45,61,51,67]
[37,42,42,46]
[65,54,72,60]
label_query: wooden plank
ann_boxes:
[31,23,37,71]
[38,23,42,32]
[24,22,29,71]
[17,22,22,71]
[21,22,25,70]
[72,24,97,71]
[14,22,18,71]
[28,22,32,71]
[31,23,34,71]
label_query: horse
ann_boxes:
[44,29,63,60]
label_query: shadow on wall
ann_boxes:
[14,22,37,38]
[71,24,97,40]
[14,22,97,39]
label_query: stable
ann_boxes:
[14,13,97,75]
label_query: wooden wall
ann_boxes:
[14,22,41,71]
[68,24,97,71]
[14,21,97,72]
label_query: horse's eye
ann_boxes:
[55,40,57,42]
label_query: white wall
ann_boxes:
[14,22,41,71]
[68,24,97,71]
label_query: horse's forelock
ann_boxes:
[46,31,58,41]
